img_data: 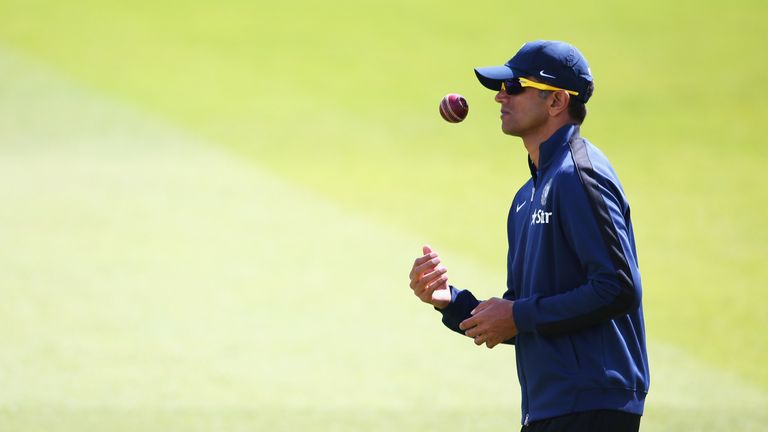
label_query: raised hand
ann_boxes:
[408,245,451,309]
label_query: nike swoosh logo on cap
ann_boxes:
[539,70,556,79]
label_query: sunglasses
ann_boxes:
[501,77,579,96]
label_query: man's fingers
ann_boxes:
[413,253,438,267]
[474,335,485,346]
[421,273,448,299]
[470,299,493,315]
[410,268,448,301]
[470,302,484,315]
[464,325,481,338]
[409,260,441,289]
[413,267,446,291]
[416,257,441,276]
[409,255,440,281]
[424,273,448,292]
[459,316,476,331]
[423,267,447,285]
[408,246,450,306]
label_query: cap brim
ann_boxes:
[474,66,519,90]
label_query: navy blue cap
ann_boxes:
[475,40,594,103]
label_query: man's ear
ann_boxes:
[548,91,570,117]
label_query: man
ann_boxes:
[408,40,650,432]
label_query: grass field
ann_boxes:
[1,1,767,430]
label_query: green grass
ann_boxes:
[1,0,767,430]
[0,54,521,430]
[2,52,767,431]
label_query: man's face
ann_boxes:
[494,78,550,137]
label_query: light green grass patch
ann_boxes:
[0,48,518,430]
[0,1,766,389]
[2,47,768,431]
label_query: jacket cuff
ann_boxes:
[436,286,478,328]
[513,296,538,333]
[435,285,462,313]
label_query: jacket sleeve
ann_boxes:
[512,167,641,337]
[438,286,517,345]
[436,285,479,335]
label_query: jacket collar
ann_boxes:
[528,123,579,181]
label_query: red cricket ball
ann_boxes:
[439,93,469,123]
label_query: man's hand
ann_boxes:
[459,297,518,348]
[409,245,451,309]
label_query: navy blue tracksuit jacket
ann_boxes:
[439,124,650,425]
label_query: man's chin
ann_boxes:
[501,124,518,136]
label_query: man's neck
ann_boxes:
[523,119,572,168]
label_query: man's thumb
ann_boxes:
[422,245,433,255]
